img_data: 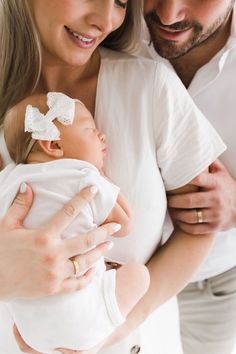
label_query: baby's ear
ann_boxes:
[38,140,64,158]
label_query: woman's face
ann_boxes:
[29,0,128,66]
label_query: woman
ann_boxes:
[0,1,225,353]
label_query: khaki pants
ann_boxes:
[178,266,236,354]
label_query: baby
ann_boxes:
[0,92,149,353]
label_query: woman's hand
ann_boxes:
[13,325,104,354]
[0,184,117,300]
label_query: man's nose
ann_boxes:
[154,0,188,26]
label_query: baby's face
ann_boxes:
[58,103,107,170]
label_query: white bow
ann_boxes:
[25,92,81,141]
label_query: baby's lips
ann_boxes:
[102,145,108,155]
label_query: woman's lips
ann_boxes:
[65,26,97,49]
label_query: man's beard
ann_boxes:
[144,4,234,60]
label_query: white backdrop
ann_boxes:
[141,297,183,354]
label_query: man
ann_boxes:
[143,1,236,354]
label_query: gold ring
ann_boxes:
[196,209,204,224]
[71,258,79,277]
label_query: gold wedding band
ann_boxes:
[71,258,79,277]
[196,209,204,224]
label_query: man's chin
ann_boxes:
[152,40,192,60]
[152,43,183,60]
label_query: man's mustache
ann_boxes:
[145,10,199,32]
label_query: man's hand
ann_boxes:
[168,160,236,234]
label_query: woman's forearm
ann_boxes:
[104,228,215,347]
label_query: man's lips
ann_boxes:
[156,25,192,40]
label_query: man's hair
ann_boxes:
[0,0,143,126]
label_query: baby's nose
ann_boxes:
[98,131,106,142]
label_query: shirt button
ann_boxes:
[130,345,141,353]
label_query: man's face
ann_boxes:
[144,0,235,59]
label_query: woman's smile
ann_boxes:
[29,0,127,67]
[65,26,97,49]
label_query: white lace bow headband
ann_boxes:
[25,92,83,141]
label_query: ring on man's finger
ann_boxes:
[71,258,80,277]
[196,209,204,224]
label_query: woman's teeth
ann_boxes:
[67,27,93,43]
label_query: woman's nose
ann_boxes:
[88,0,114,34]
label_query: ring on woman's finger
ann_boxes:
[196,209,204,224]
[71,258,80,278]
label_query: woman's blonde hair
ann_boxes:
[0,0,41,127]
[0,0,143,126]
[103,1,143,52]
